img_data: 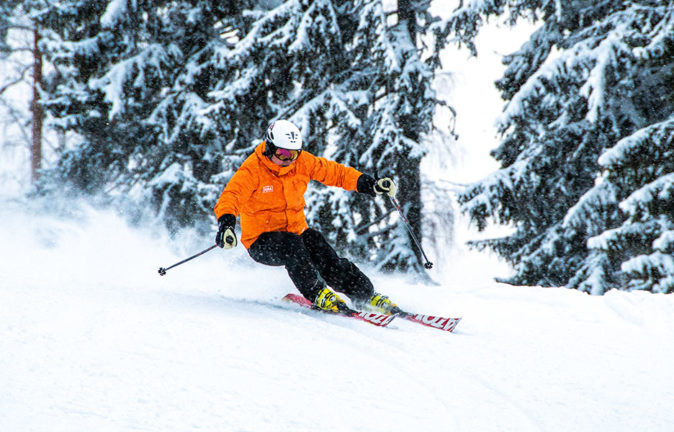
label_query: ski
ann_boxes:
[392,308,461,333]
[282,293,395,328]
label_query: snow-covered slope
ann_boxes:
[2,201,673,432]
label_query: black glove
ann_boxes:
[215,214,237,249]
[357,174,397,198]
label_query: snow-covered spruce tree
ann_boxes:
[36,1,259,232]
[442,1,674,292]
[302,0,454,273]
[580,120,674,294]
[38,0,454,272]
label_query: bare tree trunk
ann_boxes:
[31,26,43,184]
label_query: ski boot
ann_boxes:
[313,287,348,313]
[367,293,400,315]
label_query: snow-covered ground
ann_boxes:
[2,199,674,432]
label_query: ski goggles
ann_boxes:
[274,147,301,161]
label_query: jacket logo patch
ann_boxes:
[262,185,274,193]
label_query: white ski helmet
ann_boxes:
[265,120,302,150]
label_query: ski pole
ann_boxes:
[389,195,434,270]
[158,244,218,276]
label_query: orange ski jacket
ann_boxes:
[214,142,363,249]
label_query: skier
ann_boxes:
[214,120,398,314]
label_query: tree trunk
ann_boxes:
[397,0,416,41]
[31,26,43,184]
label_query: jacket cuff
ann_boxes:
[356,174,376,197]
[218,214,237,228]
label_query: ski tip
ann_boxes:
[282,293,313,307]
[402,313,462,333]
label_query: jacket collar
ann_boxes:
[254,142,297,176]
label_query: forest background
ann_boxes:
[1,0,672,295]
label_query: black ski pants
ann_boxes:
[248,228,374,303]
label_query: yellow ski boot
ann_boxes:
[313,287,348,312]
[368,293,398,315]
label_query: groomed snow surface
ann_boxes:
[2,201,673,432]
